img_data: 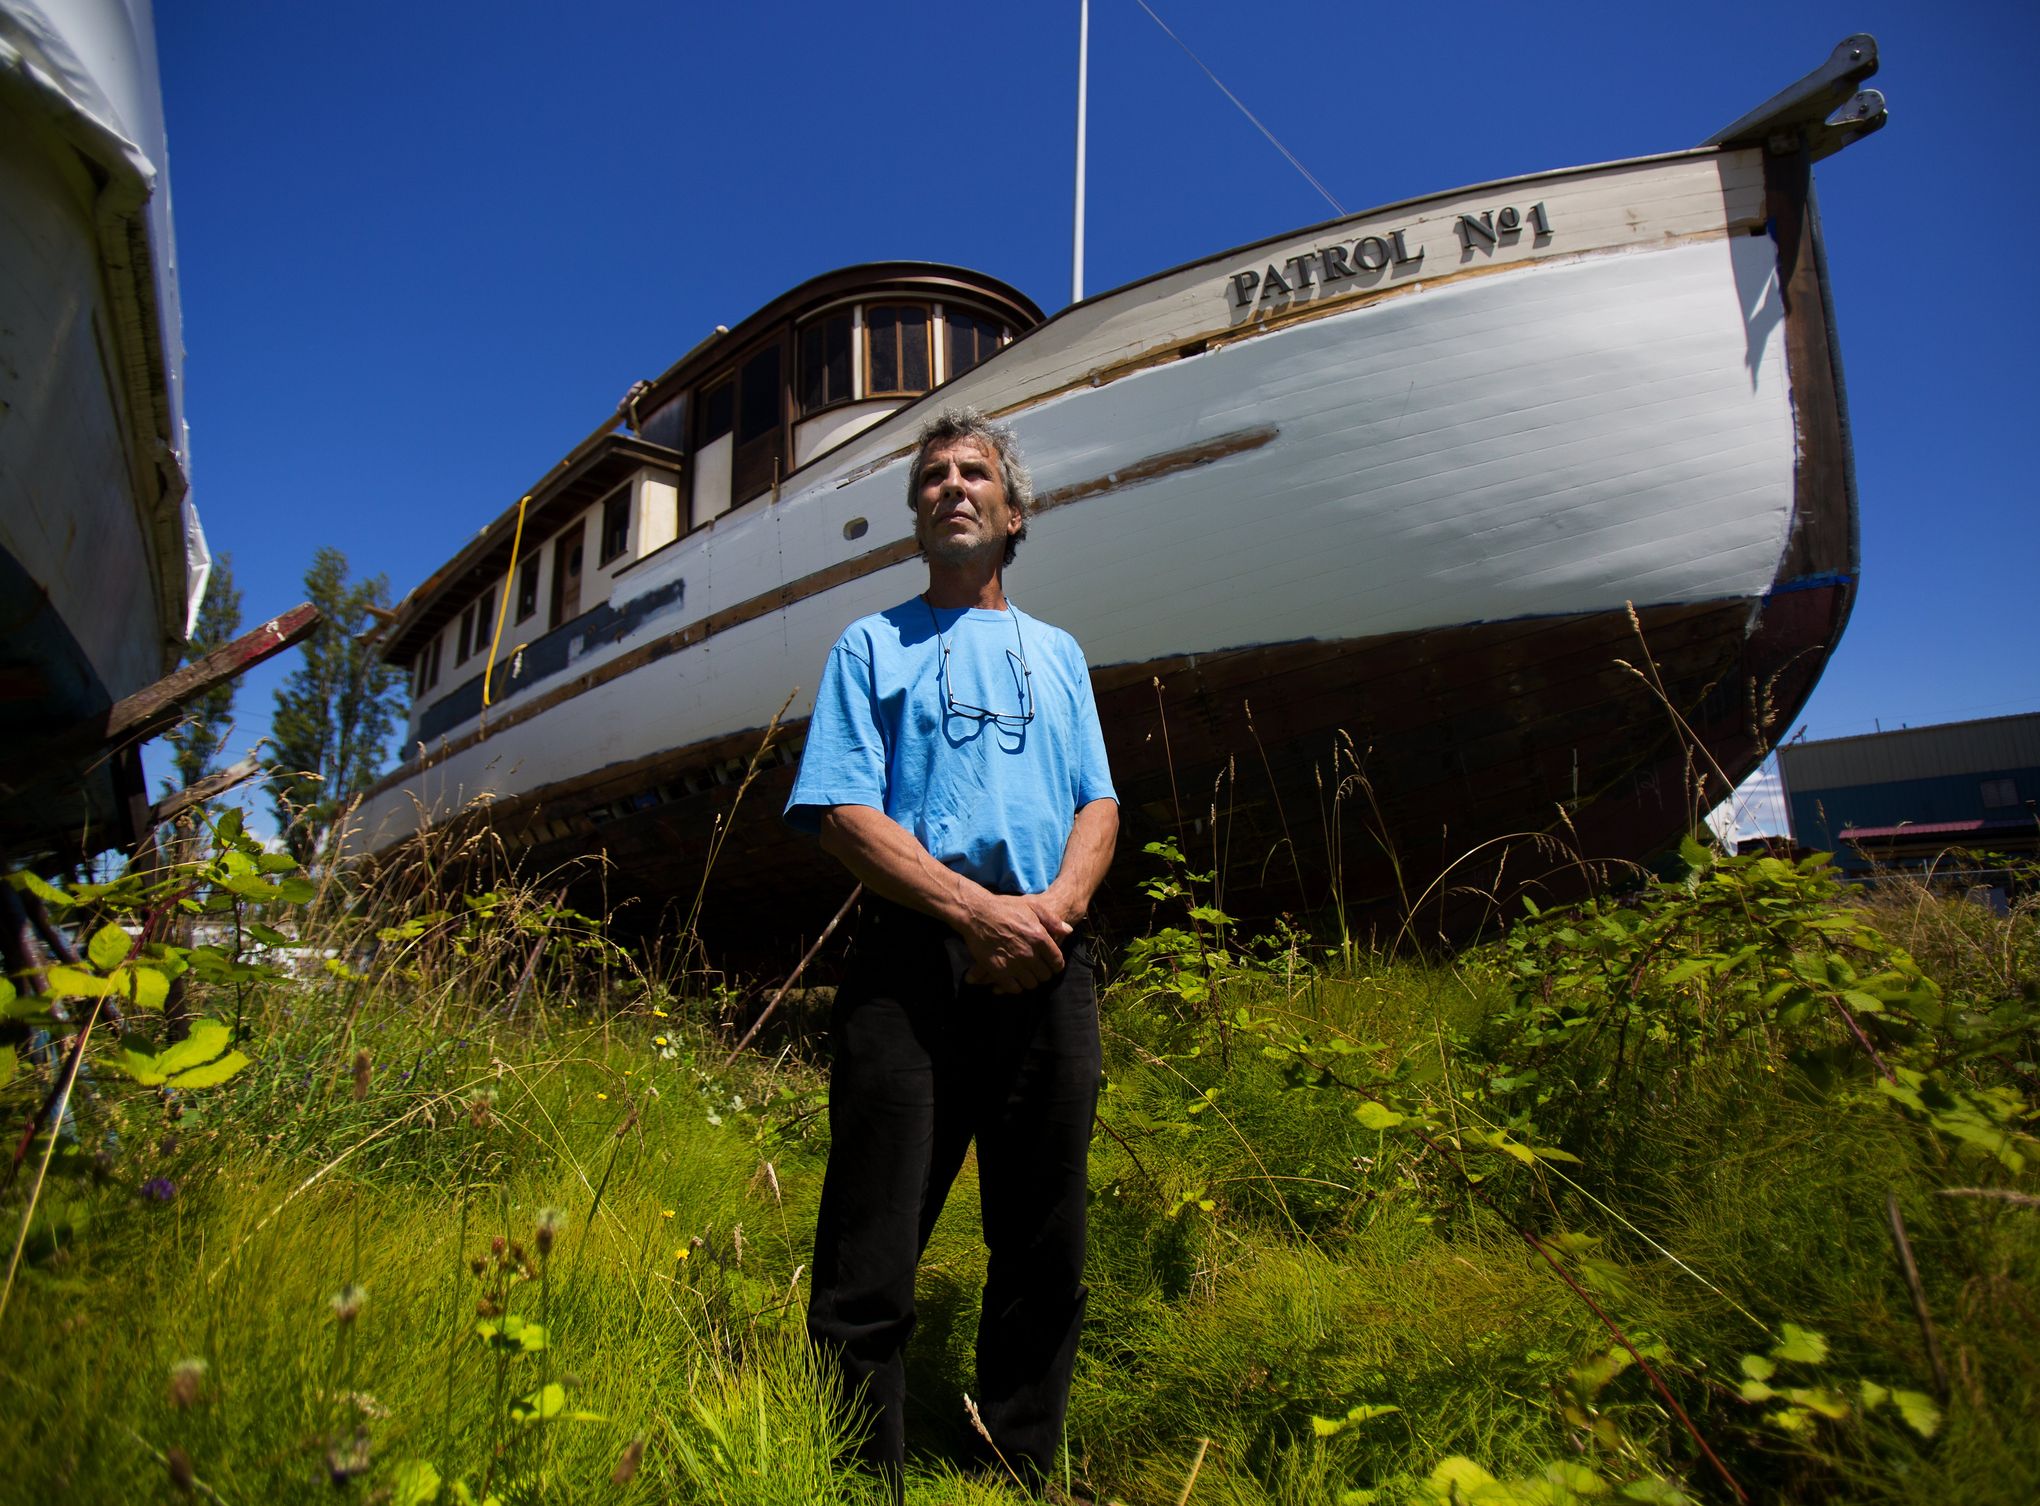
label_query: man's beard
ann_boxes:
[917,521,1003,567]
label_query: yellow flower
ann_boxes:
[653,1036,668,1047]
[595,1092,608,1101]
[674,1247,689,1262]
[652,1009,669,1019]
[661,1209,675,1219]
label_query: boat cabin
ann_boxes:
[381,263,1041,742]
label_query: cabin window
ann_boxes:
[600,489,631,566]
[639,393,686,450]
[866,303,931,397]
[946,310,1003,381]
[415,635,442,697]
[730,341,786,504]
[550,526,585,629]
[474,585,496,657]
[1982,778,2020,809]
[515,554,541,623]
[696,378,734,450]
[799,311,854,414]
[457,604,475,664]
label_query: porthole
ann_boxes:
[843,517,869,541]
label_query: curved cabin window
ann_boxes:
[866,303,931,398]
[946,310,1003,381]
[799,311,853,414]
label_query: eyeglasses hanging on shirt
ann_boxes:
[925,598,1034,729]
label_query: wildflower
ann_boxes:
[491,1235,506,1258]
[350,1048,371,1101]
[167,1358,207,1409]
[611,1437,645,1485]
[595,1092,608,1101]
[325,1426,372,1485]
[653,1036,668,1047]
[140,1177,177,1203]
[469,1257,485,1276]
[329,1284,367,1325]
[534,1207,564,1259]
[651,1008,669,1018]
[673,1247,690,1263]
[661,1209,675,1220]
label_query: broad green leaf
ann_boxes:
[1783,1385,1850,1420]
[1617,1480,1693,1505]
[512,1383,567,1422]
[1310,1414,1345,1438]
[1857,1379,1889,1411]
[108,965,169,1010]
[1531,1144,1583,1165]
[155,1021,232,1076]
[391,1459,441,1506]
[1770,1323,1829,1364]
[1739,1354,1775,1382]
[9,871,73,909]
[43,965,113,998]
[246,922,292,947]
[1424,1457,1497,1495]
[1677,834,1713,871]
[1343,1403,1400,1424]
[1354,1101,1404,1130]
[1891,1388,1941,1438]
[1486,1131,1536,1165]
[167,1051,250,1090]
[88,922,132,970]
[1540,1460,1608,1494]
[0,1045,15,1087]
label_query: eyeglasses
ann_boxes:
[927,599,1033,728]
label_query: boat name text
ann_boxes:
[1228,202,1553,310]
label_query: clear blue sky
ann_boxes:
[151,1,2038,832]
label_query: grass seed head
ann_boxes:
[167,1357,207,1409]
[350,1048,371,1100]
[534,1206,564,1259]
[329,1284,367,1325]
[611,1437,645,1485]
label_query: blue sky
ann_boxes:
[151,1,2037,838]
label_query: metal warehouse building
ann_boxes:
[1777,712,2040,871]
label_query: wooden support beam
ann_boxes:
[149,753,266,828]
[107,603,320,742]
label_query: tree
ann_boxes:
[270,547,407,863]
[162,552,244,793]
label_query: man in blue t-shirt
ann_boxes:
[786,407,1118,1496]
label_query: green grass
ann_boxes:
[3,867,2037,1505]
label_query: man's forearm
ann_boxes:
[818,803,985,931]
[1039,798,1119,927]
[819,803,1072,991]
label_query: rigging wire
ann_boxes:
[1129,0,1347,217]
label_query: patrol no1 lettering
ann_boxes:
[1229,229,1423,307]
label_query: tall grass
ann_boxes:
[1,841,2036,1503]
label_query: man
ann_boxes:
[785,407,1118,1496]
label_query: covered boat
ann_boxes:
[355,39,1886,951]
[1,0,209,858]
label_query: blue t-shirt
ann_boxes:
[785,599,1116,895]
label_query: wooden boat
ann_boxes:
[355,39,1886,953]
[0,0,211,858]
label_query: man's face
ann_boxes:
[914,438,1019,567]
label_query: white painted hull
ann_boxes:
[353,148,1837,881]
[1,0,207,856]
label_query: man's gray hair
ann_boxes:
[907,407,1032,567]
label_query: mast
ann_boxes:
[1072,0,1089,305]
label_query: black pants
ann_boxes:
[806,899,1101,1490]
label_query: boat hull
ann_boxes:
[355,143,1859,958]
